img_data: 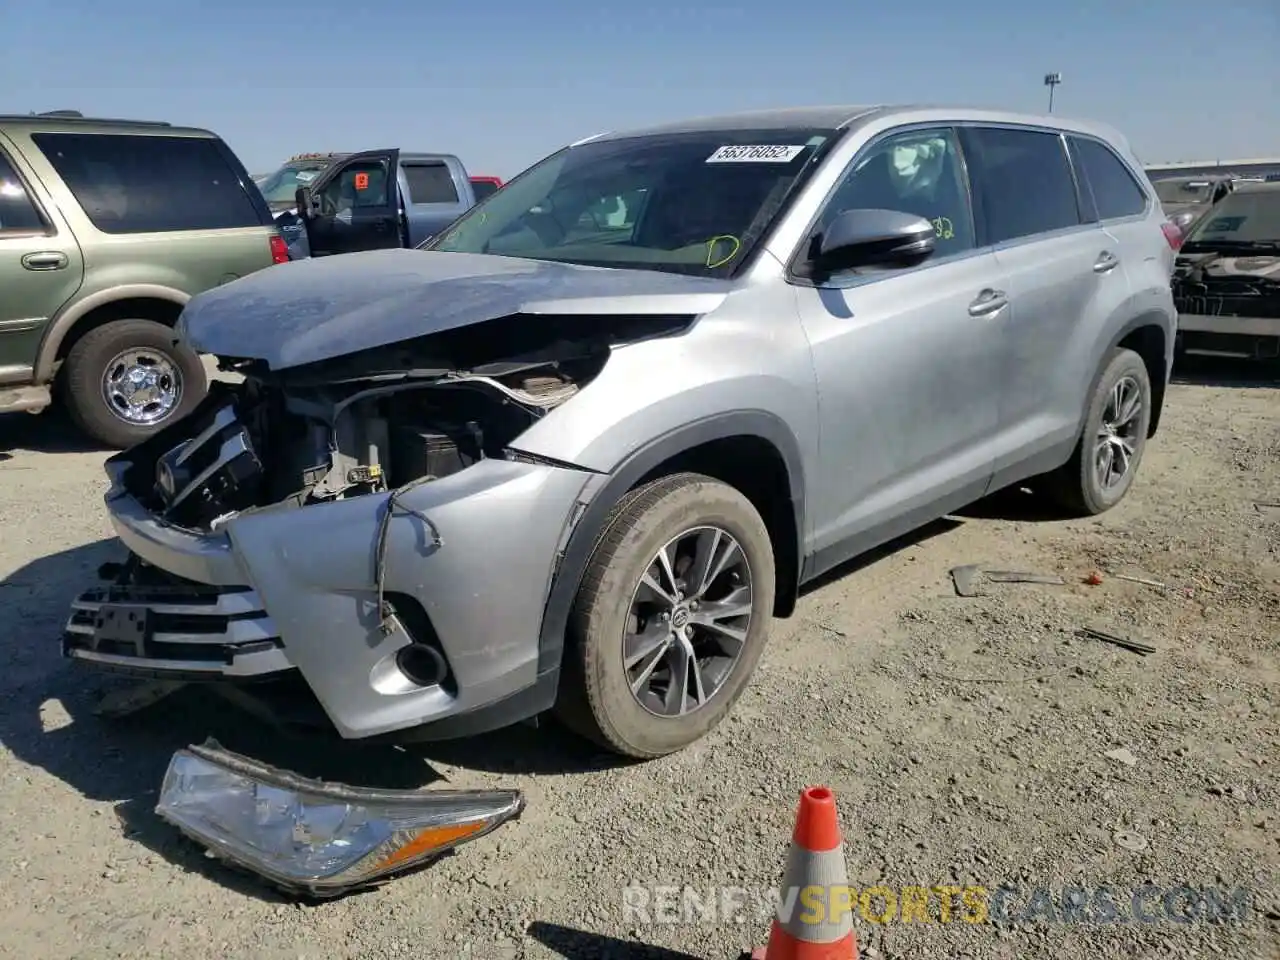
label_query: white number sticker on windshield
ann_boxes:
[706,145,805,163]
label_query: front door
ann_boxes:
[0,136,84,375]
[302,149,401,257]
[790,125,1005,562]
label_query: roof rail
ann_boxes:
[0,111,172,127]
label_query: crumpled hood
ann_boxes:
[1202,254,1280,278]
[177,249,731,370]
[1177,251,1280,279]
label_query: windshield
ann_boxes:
[425,127,838,276]
[1184,189,1280,247]
[256,161,332,203]
[1154,179,1213,205]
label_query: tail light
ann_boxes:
[269,234,289,264]
[1161,221,1184,251]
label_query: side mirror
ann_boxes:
[809,209,937,277]
[295,186,314,219]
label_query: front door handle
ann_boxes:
[1093,250,1120,274]
[21,251,68,271]
[968,288,1008,317]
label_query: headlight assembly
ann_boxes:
[156,740,524,897]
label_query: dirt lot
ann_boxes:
[1,358,1277,960]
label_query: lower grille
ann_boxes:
[62,571,291,680]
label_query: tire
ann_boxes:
[1046,347,1152,516]
[554,472,776,759]
[60,319,208,449]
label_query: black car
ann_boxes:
[1172,181,1280,360]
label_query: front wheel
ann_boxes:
[1046,347,1153,516]
[60,318,208,449]
[555,472,776,759]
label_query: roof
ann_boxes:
[589,104,1131,146]
[0,112,213,137]
[599,105,884,139]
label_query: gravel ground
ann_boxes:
[0,358,1277,960]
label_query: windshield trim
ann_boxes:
[419,127,845,279]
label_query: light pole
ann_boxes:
[1044,72,1062,113]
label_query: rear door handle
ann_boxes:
[1093,251,1120,273]
[21,251,68,271]
[968,288,1008,317]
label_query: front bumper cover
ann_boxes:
[64,416,595,741]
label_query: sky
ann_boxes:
[3,0,1278,179]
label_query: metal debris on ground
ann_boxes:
[1254,501,1280,516]
[950,564,984,597]
[1110,572,1167,589]
[984,570,1066,585]
[93,680,188,718]
[1113,830,1149,852]
[1075,627,1157,656]
[1084,571,1105,585]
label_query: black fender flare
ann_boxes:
[534,410,807,674]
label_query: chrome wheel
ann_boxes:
[624,525,754,718]
[100,349,182,426]
[1094,375,1143,492]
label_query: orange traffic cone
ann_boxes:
[749,786,858,960]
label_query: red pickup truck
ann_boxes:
[469,175,503,200]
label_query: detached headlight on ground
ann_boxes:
[156,740,524,897]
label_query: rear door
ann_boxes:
[302,149,401,256]
[960,125,1130,478]
[0,133,84,373]
[1068,134,1169,279]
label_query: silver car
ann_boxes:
[64,105,1178,759]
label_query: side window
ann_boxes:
[816,127,976,259]
[30,133,264,234]
[317,159,391,214]
[403,163,460,204]
[0,152,47,234]
[964,127,1082,244]
[1070,137,1147,220]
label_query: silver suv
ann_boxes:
[64,105,1178,759]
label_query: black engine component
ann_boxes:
[388,420,481,487]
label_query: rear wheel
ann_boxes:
[1046,347,1152,516]
[60,319,207,449]
[555,472,776,759]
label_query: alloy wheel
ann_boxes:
[623,525,754,718]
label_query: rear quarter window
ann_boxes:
[1070,137,1147,220]
[403,163,460,204]
[30,132,267,234]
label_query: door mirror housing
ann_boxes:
[809,209,937,278]
[295,186,315,219]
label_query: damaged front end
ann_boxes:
[65,308,695,741]
[1173,249,1280,359]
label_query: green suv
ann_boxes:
[0,112,287,447]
